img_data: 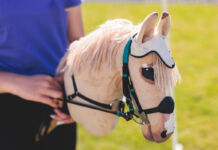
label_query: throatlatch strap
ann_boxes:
[72,75,78,92]
[68,75,112,110]
[77,93,112,110]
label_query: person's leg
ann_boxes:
[36,91,77,150]
[0,93,77,150]
[36,123,77,150]
[0,94,50,150]
[0,127,28,150]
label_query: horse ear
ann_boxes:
[136,12,158,44]
[156,12,171,38]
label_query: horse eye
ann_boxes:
[141,67,154,81]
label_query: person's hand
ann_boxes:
[50,109,74,125]
[10,74,63,108]
[50,76,75,124]
[1,72,74,124]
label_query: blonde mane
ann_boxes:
[58,18,181,94]
[65,19,137,73]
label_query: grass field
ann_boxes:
[76,4,218,150]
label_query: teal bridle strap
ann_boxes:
[122,39,135,114]
[122,39,132,63]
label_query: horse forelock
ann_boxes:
[153,54,181,95]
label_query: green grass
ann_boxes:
[76,4,218,150]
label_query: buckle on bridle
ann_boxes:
[120,112,133,121]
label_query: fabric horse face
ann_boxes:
[128,12,181,142]
[57,12,181,143]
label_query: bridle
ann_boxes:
[56,36,175,127]
[36,35,178,140]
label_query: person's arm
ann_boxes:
[0,72,62,108]
[65,5,85,43]
[56,5,84,75]
[0,72,16,93]
[51,5,85,124]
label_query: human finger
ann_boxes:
[54,75,64,84]
[54,98,63,108]
[61,117,74,124]
[39,96,58,108]
[50,114,62,121]
[50,114,73,124]
[54,109,69,119]
[54,117,74,125]
[49,79,63,91]
[42,88,63,99]
[53,76,64,107]
[41,75,62,90]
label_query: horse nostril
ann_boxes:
[161,130,167,138]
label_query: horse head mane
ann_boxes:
[63,19,136,73]
[58,18,181,95]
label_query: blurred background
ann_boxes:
[76,1,218,150]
